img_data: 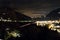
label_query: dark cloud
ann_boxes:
[0,0,60,8]
[0,0,60,14]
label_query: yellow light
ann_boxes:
[10,31,17,37]
[57,29,60,33]
[48,24,54,29]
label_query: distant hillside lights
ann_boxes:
[32,15,46,18]
[0,17,12,22]
[0,17,32,22]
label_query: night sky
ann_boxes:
[0,0,60,17]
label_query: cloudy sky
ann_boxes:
[0,0,60,17]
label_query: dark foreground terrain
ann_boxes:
[0,22,60,40]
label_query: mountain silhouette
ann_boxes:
[0,7,31,20]
[46,8,60,19]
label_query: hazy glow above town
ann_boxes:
[16,9,47,18]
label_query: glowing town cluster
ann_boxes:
[35,20,60,33]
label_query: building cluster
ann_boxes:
[35,20,60,33]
